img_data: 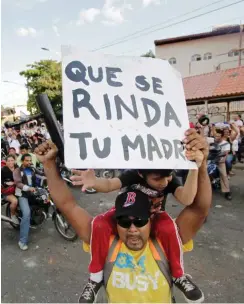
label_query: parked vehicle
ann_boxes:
[176,143,226,188]
[60,167,116,194]
[2,187,77,241]
[207,143,226,189]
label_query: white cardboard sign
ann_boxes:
[62,46,196,170]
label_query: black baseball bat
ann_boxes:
[36,94,64,163]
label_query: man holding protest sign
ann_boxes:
[34,131,210,303]
[71,146,205,303]
[37,48,211,303]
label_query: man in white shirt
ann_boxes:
[9,134,20,154]
[214,130,231,200]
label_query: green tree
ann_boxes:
[141,50,156,58]
[20,60,62,114]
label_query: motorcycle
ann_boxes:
[207,143,226,189]
[2,187,78,241]
[176,142,226,188]
[60,166,107,194]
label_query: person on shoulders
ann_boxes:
[34,129,211,303]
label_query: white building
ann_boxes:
[155,24,244,77]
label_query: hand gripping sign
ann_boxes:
[62,46,196,170]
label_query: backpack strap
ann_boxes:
[149,238,173,288]
[103,235,121,288]
[104,237,172,289]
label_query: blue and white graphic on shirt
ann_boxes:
[24,168,33,186]
[115,253,146,273]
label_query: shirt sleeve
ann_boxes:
[222,143,230,152]
[118,170,142,188]
[164,175,182,195]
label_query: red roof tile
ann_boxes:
[183,66,244,101]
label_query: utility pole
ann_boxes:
[238,22,243,66]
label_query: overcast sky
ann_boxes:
[1,0,244,108]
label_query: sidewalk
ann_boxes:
[233,162,244,170]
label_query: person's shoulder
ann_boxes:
[1,166,8,173]
[164,173,182,194]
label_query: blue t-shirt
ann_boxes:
[24,168,33,186]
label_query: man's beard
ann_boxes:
[125,235,144,251]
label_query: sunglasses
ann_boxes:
[117,217,149,229]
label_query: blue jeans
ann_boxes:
[226,154,234,174]
[18,196,31,245]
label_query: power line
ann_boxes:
[93,0,226,50]
[92,0,244,51]
[121,14,244,55]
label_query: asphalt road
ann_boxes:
[1,167,244,303]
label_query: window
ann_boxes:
[169,57,176,64]
[204,52,212,60]
[228,50,240,57]
[191,54,201,61]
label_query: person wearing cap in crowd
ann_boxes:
[34,129,211,303]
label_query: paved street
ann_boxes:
[1,167,244,303]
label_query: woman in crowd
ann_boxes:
[1,155,19,224]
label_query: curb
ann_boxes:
[233,164,244,170]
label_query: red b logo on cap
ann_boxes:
[123,192,136,207]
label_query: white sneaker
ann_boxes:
[18,242,28,251]
[11,215,19,225]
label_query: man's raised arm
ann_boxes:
[35,141,92,244]
[176,129,212,244]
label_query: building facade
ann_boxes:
[155,25,244,77]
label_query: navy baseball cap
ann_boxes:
[115,190,151,220]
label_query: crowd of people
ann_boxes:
[193,113,244,200]
[1,121,50,250]
[1,113,244,303]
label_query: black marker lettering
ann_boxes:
[141,98,161,128]
[152,77,164,95]
[147,134,162,161]
[72,89,100,119]
[70,132,92,160]
[106,67,122,87]
[88,66,103,83]
[93,137,111,158]
[160,139,173,159]
[173,140,185,160]
[135,75,150,92]
[164,102,182,127]
[104,94,112,120]
[65,61,89,85]
[115,94,139,120]
[121,135,146,161]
